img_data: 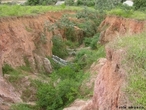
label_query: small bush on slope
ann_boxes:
[52,35,68,58]
[84,33,100,49]
[109,32,146,108]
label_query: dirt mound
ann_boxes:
[98,16,146,44]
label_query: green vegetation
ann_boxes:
[49,8,105,58]
[74,45,105,69]
[95,0,121,12]
[0,5,81,17]
[65,0,74,6]
[107,7,146,20]
[133,0,146,10]
[76,0,95,7]
[109,32,146,108]
[84,33,100,49]
[7,7,105,109]
[52,35,68,58]
[20,56,32,72]
[11,104,34,110]
[2,64,24,89]
[26,0,57,5]
[36,65,85,110]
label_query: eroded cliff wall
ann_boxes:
[0,11,69,74]
[90,16,146,110]
[99,16,146,44]
[0,11,69,109]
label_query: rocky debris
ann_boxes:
[0,77,22,109]
[98,16,146,44]
[34,54,43,73]
[43,58,52,73]
[63,99,92,110]
[52,55,68,66]
[34,54,52,73]
[67,48,76,56]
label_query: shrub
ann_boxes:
[26,0,57,5]
[74,45,105,69]
[77,20,96,37]
[90,33,100,49]
[76,8,105,27]
[76,0,95,7]
[36,66,84,110]
[52,35,68,58]
[84,37,92,47]
[133,0,146,10]
[83,33,100,49]
[55,15,76,42]
[65,0,74,6]
[95,0,121,12]
[2,64,14,75]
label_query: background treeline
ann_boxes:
[26,0,121,7]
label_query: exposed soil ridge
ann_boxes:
[0,11,71,72]
[99,16,146,44]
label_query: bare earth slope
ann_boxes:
[0,11,71,109]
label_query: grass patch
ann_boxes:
[107,8,146,20]
[2,64,24,88]
[109,32,146,108]
[11,104,35,110]
[0,5,82,17]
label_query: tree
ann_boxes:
[95,0,121,12]
[133,0,146,10]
